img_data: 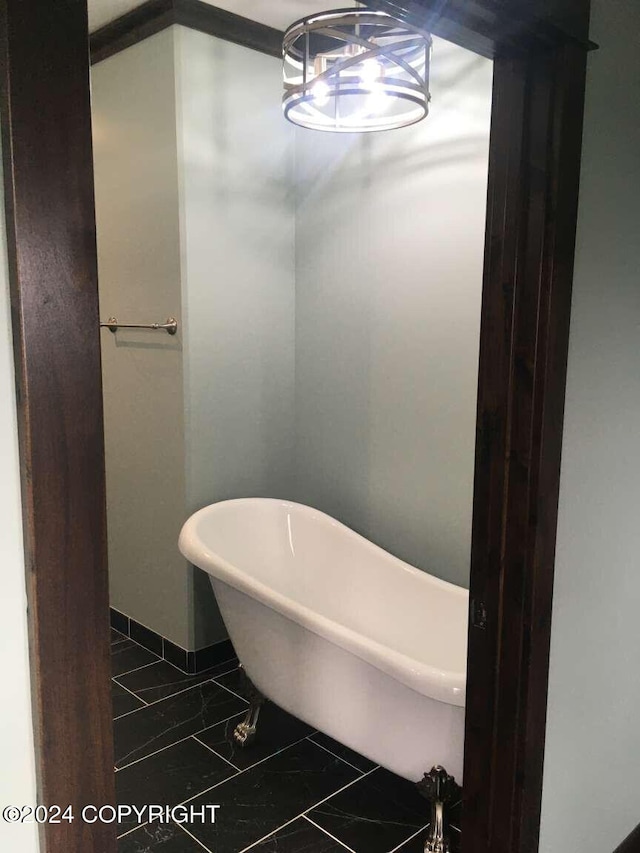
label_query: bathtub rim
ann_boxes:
[179,498,467,708]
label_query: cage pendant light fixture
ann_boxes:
[282,6,431,132]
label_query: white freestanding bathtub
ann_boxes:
[179,498,468,782]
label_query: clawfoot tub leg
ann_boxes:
[416,766,462,853]
[233,666,265,748]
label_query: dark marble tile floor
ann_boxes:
[309,732,377,774]
[249,817,348,852]
[112,639,161,678]
[117,659,238,704]
[116,737,235,834]
[112,628,130,647]
[184,739,360,853]
[196,700,315,771]
[212,666,252,700]
[119,822,205,853]
[113,680,247,768]
[308,767,429,853]
[112,681,145,718]
[111,633,452,853]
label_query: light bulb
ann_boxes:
[359,59,383,89]
[366,84,388,115]
[312,80,330,107]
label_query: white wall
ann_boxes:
[175,26,296,644]
[294,37,492,587]
[93,29,192,648]
[539,1,640,849]
[93,29,491,653]
[175,27,296,512]
[93,28,297,648]
[0,144,39,852]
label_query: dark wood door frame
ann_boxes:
[614,824,640,853]
[463,40,589,853]
[0,1,592,852]
[380,4,591,851]
[0,1,115,852]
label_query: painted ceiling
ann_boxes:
[88,0,339,32]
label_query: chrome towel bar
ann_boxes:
[100,316,178,335]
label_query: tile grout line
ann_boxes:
[116,822,146,841]
[113,633,150,652]
[204,657,238,672]
[235,812,308,853]
[166,655,239,678]
[193,733,243,772]
[115,710,249,772]
[208,661,239,673]
[209,673,247,703]
[173,736,369,823]
[237,767,378,853]
[193,728,321,780]
[114,676,223,711]
[173,736,322,807]
[112,659,161,680]
[387,821,431,853]
[302,814,358,852]
[175,820,217,853]
[111,677,248,724]
[117,629,238,678]
[119,631,178,670]
[111,679,216,722]
[301,765,378,819]
[114,614,235,666]
[112,678,149,710]
[175,660,239,678]
[116,741,380,853]
[307,735,377,774]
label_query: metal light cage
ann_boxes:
[283,8,431,133]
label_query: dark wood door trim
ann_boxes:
[0,1,115,851]
[377,2,590,851]
[92,0,597,68]
[0,1,591,852]
[462,39,589,853]
[614,823,640,853]
[90,0,283,65]
[372,0,595,58]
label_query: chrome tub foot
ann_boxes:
[416,766,462,853]
[232,666,265,748]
